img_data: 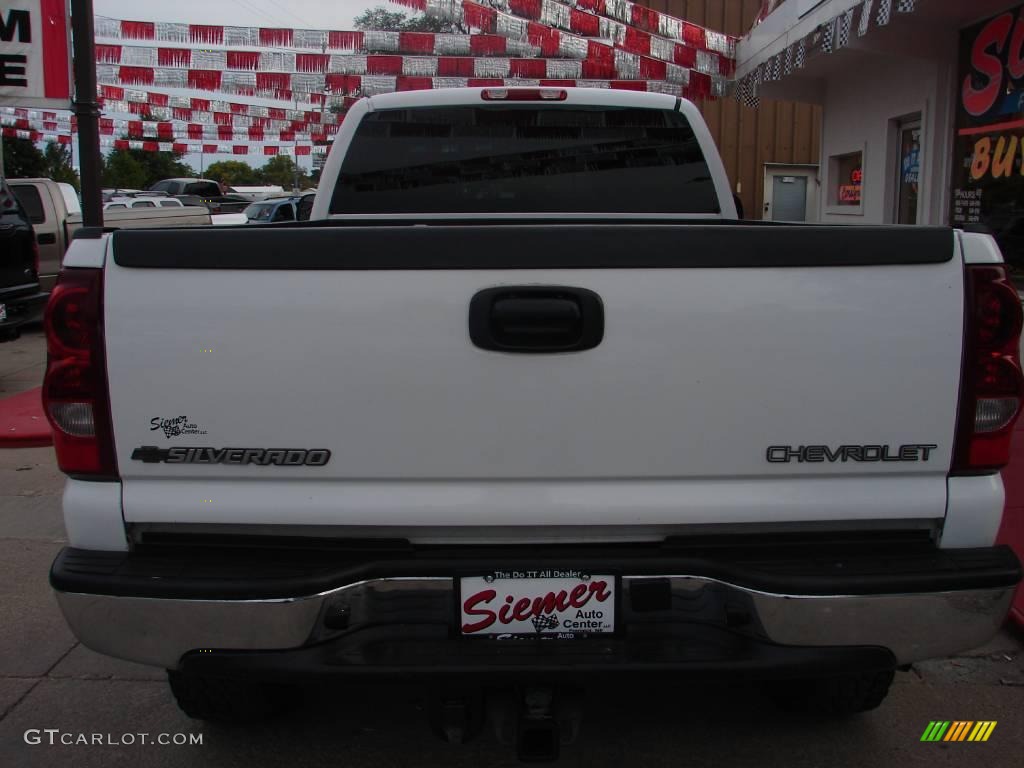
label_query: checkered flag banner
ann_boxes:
[819,16,836,55]
[836,8,854,49]
[859,0,874,35]
[795,37,806,68]
[877,0,893,26]
[897,0,915,11]
[531,613,560,633]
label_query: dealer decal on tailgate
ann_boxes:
[460,571,616,639]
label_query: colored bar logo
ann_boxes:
[921,721,997,742]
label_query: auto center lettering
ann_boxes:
[0,1,71,108]
[961,9,1024,118]
[461,580,612,634]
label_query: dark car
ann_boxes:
[0,178,49,341]
[148,178,250,215]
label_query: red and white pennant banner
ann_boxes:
[94,47,709,87]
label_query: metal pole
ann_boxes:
[70,0,103,228]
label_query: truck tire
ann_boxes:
[766,669,894,715]
[167,670,295,722]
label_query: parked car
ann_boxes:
[105,197,184,210]
[148,178,249,214]
[45,89,1023,753]
[0,178,48,340]
[229,185,286,202]
[9,179,213,290]
[243,196,301,223]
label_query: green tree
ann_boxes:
[205,160,260,187]
[1,137,47,178]
[100,150,148,190]
[257,155,308,190]
[353,6,462,33]
[100,144,195,190]
[42,142,79,190]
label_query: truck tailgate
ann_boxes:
[105,224,963,536]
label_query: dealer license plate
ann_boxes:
[459,570,616,639]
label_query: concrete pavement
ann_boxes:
[0,329,1022,767]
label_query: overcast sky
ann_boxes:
[94,0,380,31]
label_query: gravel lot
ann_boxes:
[1,328,1022,767]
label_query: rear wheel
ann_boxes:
[766,669,895,716]
[167,670,297,722]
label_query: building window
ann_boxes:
[896,119,921,225]
[827,150,863,213]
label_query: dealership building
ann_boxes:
[734,0,1024,271]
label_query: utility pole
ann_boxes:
[70,0,103,228]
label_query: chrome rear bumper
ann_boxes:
[54,575,1016,670]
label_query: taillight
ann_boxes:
[481,88,568,101]
[952,264,1024,473]
[42,268,118,479]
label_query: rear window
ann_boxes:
[185,182,220,197]
[330,106,719,215]
[10,184,45,223]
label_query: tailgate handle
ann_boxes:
[469,286,604,353]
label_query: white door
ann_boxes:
[763,167,819,222]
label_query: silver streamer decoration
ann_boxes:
[540,1,572,31]
[292,73,326,93]
[496,14,528,40]
[711,75,729,98]
[94,17,121,38]
[96,65,117,83]
[650,36,675,62]
[222,71,257,91]
[665,63,689,85]
[192,51,228,69]
[403,57,439,76]
[293,29,327,50]
[705,31,731,56]
[474,58,511,77]
[648,82,683,96]
[169,95,191,108]
[558,35,589,59]
[509,78,541,86]
[426,0,463,24]
[545,59,583,78]
[614,49,641,79]
[335,56,367,75]
[507,39,542,57]
[264,52,296,71]
[433,77,469,89]
[249,105,269,118]
[149,107,171,121]
[604,0,630,24]
[224,27,260,47]
[155,23,189,43]
[434,34,471,56]
[121,47,157,66]
[363,31,400,52]
[124,88,146,102]
[695,49,718,75]
[360,76,397,95]
[576,79,610,89]
[658,17,682,42]
[153,69,187,87]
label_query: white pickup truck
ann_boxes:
[44,88,1022,755]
